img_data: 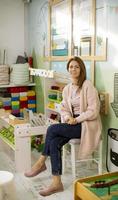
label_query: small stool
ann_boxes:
[0,171,16,200]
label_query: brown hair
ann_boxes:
[67,56,86,88]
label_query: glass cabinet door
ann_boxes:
[95,0,107,58]
[50,0,71,57]
[73,0,93,57]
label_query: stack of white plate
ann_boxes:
[0,65,9,85]
[10,63,29,85]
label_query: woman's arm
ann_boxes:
[75,81,100,123]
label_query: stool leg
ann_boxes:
[98,140,103,174]
[62,145,66,174]
[71,144,76,179]
[0,187,3,200]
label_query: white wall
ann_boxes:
[0,0,25,65]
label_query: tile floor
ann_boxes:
[0,146,104,200]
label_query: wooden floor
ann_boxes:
[0,145,102,200]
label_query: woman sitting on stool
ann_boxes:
[24,56,102,196]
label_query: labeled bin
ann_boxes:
[106,128,118,171]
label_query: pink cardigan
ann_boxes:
[61,80,102,159]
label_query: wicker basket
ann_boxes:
[0,65,9,85]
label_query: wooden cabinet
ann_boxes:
[46,0,107,84]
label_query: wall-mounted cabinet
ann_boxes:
[46,0,107,83]
[48,0,107,61]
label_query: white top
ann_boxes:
[71,84,80,115]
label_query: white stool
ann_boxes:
[62,139,103,179]
[0,171,16,200]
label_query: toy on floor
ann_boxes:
[91,178,118,196]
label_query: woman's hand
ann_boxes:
[66,117,77,125]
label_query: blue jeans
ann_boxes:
[42,123,81,175]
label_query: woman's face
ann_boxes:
[68,60,81,79]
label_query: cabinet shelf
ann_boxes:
[44,72,69,123]
[46,106,60,113]
[48,98,61,103]
[0,82,35,88]
[0,133,15,150]
[49,89,62,93]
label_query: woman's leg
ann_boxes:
[49,136,69,175]
[42,123,81,156]
[24,124,62,177]
[25,123,81,179]
[45,123,81,175]
[39,123,81,196]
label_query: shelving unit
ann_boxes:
[0,70,71,173]
[0,71,66,172]
[0,81,40,173]
[0,111,47,172]
[0,82,35,88]
[44,0,108,85]
[44,72,70,123]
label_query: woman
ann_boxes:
[24,56,102,196]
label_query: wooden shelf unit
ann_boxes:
[44,72,70,122]
[0,111,47,173]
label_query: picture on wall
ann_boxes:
[80,37,91,56]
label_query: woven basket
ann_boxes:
[0,65,10,85]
